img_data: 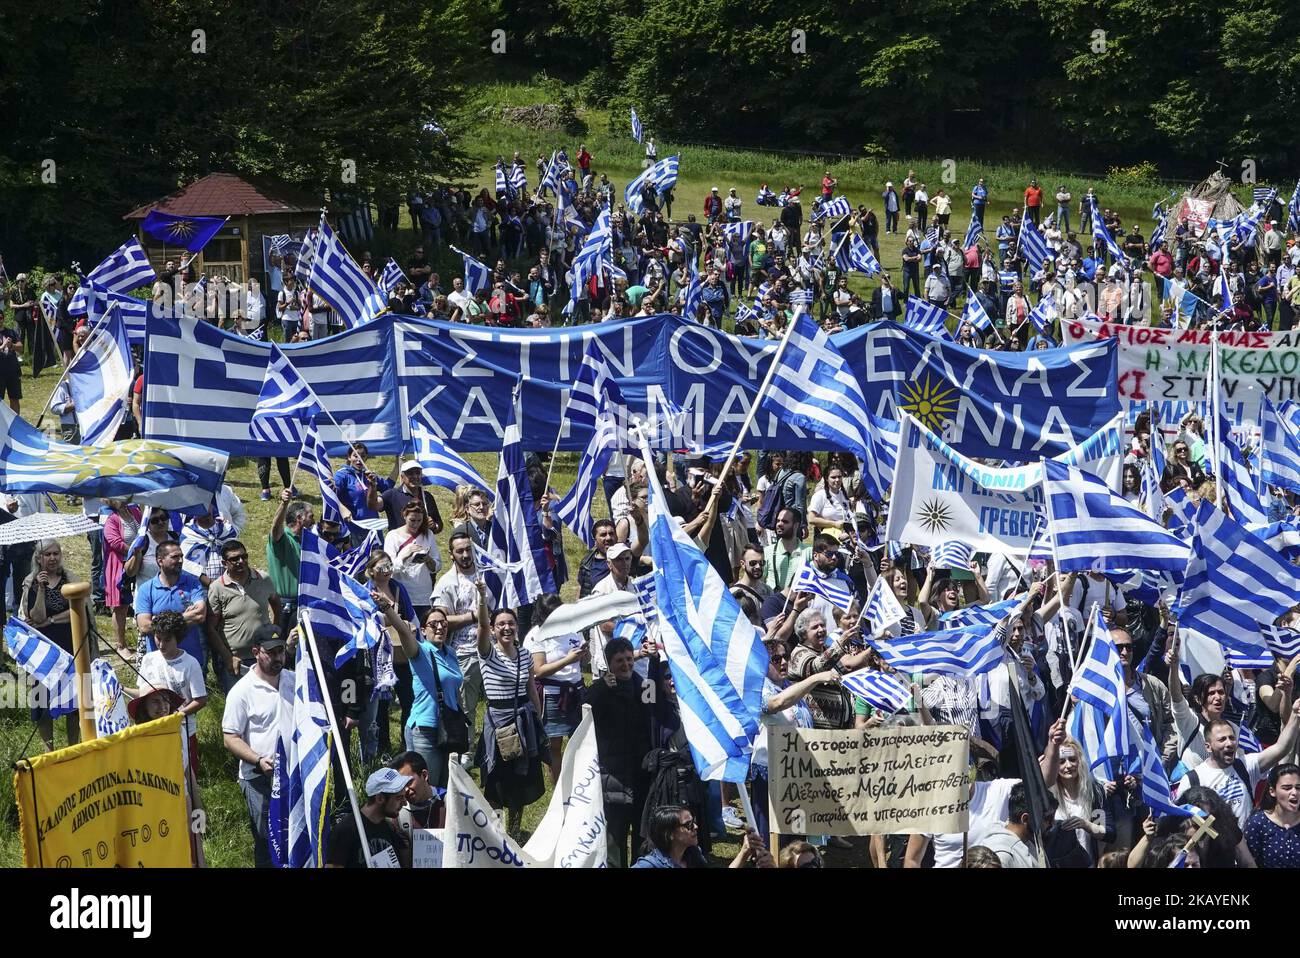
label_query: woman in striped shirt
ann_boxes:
[472,580,548,838]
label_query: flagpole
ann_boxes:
[299,610,372,868]
[710,301,807,496]
[1059,603,1099,726]
[32,303,117,431]
[1040,456,1082,684]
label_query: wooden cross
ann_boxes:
[1183,813,1219,852]
[1213,158,1231,175]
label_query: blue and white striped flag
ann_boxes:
[860,575,905,635]
[296,420,342,523]
[867,624,1005,678]
[811,195,851,223]
[91,657,130,737]
[299,528,383,668]
[1225,645,1274,670]
[1026,294,1057,334]
[1042,458,1191,574]
[330,529,380,582]
[1133,713,1195,818]
[68,237,156,315]
[305,215,387,328]
[903,296,951,339]
[1260,395,1300,495]
[630,108,643,143]
[566,338,627,437]
[571,207,613,295]
[1289,179,1300,233]
[921,227,940,252]
[624,155,680,215]
[554,398,620,548]
[758,310,877,466]
[67,303,133,447]
[494,164,512,199]
[940,598,1020,630]
[792,563,855,612]
[4,616,77,717]
[632,573,660,636]
[1087,197,1128,264]
[250,342,321,446]
[833,232,882,277]
[1233,190,1276,245]
[294,228,317,283]
[540,151,561,194]
[510,163,528,193]
[377,258,407,296]
[1139,453,1165,522]
[1261,624,1300,660]
[269,633,334,867]
[640,432,767,782]
[722,220,754,246]
[860,413,899,504]
[485,383,558,609]
[1068,608,1132,771]
[1179,499,1300,658]
[962,295,993,334]
[410,420,488,493]
[448,245,492,295]
[1237,724,1263,754]
[1212,406,1267,526]
[841,669,911,715]
[473,543,523,577]
[963,214,983,249]
[1163,485,1197,536]
[1017,219,1050,274]
[930,539,973,571]
[82,283,149,348]
[1253,187,1274,205]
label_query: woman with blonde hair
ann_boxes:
[20,539,80,750]
[1043,735,1117,866]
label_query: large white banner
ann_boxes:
[886,413,1124,553]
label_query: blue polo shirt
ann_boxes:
[135,572,208,667]
[333,465,392,521]
[407,640,464,730]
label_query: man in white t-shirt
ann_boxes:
[1175,705,1300,830]
[433,532,492,739]
[591,543,638,676]
[221,626,294,868]
[445,277,473,319]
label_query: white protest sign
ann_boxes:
[412,828,444,869]
[442,760,532,868]
[770,725,971,836]
[524,705,608,868]
[367,846,401,869]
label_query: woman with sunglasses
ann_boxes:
[393,605,464,795]
[1163,439,1205,489]
[779,841,825,869]
[631,804,774,868]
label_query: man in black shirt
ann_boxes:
[326,767,412,868]
[381,460,445,533]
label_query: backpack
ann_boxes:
[757,468,794,530]
[1184,758,1250,794]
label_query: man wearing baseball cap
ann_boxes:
[325,767,413,868]
[381,458,444,533]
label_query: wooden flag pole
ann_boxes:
[62,581,97,743]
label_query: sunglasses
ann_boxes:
[1115,644,1132,653]
[770,654,788,664]
[678,819,699,831]
[148,516,168,524]
[797,858,824,869]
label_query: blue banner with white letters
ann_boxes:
[143,312,1118,460]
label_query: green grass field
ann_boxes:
[0,83,1203,867]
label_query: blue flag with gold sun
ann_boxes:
[0,404,228,511]
[141,211,226,253]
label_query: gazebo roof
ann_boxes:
[124,172,323,220]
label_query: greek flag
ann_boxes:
[474,543,523,577]
[859,413,899,504]
[680,255,703,320]
[1212,407,1267,526]
[297,420,342,523]
[860,575,904,635]
[377,258,407,296]
[510,163,528,193]
[1088,198,1128,263]
[4,616,77,717]
[484,383,557,609]
[410,420,488,493]
[841,669,910,715]
[67,303,133,446]
[1148,404,1167,476]
[962,295,993,334]
[330,529,380,582]
[1225,645,1274,670]
[571,207,613,294]
[1027,294,1057,334]
[554,397,620,548]
[91,658,130,737]
[921,227,940,252]
[963,214,983,249]
[1260,395,1300,494]
[268,234,292,255]
[1234,190,1276,244]
[294,228,317,282]
[758,310,876,465]
[931,539,973,571]
[269,635,333,868]
[633,573,660,632]
[82,284,150,348]
[630,107,643,143]
[834,232,882,277]
[903,296,951,339]
[494,164,510,199]
[640,432,767,782]
[68,237,156,315]
[722,220,754,246]
[1139,452,1165,522]
[1150,214,1168,250]
[299,528,383,668]
[1288,179,1300,233]
[940,598,1020,630]
[867,624,1005,678]
[1237,724,1263,754]
[1179,499,1300,657]
[250,342,321,446]
[793,563,855,612]
[540,151,561,194]
[305,215,386,328]
[624,155,680,215]
[812,195,851,223]
[449,244,493,295]
[1163,485,1198,537]
[566,338,627,435]
[1042,458,1191,574]
[1261,624,1300,659]
[1133,714,1195,818]
[1068,608,1132,770]
[0,403,226,509]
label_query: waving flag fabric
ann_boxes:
[141,211,226,253]
[903,296,951,338]
[411,421,488,493]
[304,215,386,328]
[4,616,77,717]
[962,295,993,334]
[296,420,342,523]
[867,624,1005,678]
[449,244,492,295]
[68,238,156,315]
[250,342,322,446]
[554,397,620,548]
[1260,395,1300,495]
[792,563,855,612]
[377,258,407,296]
[624,156,680,214]
[630,108,643,143]
[1068,609,1131,771]
[841,669,911,715]
[860,575,905,635]
[298,528,383,668]
[67,303,133,447]
[269,635,334,867]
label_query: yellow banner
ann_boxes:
[15,713,192,868]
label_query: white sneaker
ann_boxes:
[721,806,745,830]
[459,752,473,767]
